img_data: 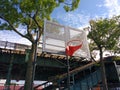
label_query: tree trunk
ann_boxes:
[24,43,37,90]
[99,48,108,90]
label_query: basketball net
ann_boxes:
[65,40,83,56]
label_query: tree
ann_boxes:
[0,0,80,90]
[112,37,120,55]
[88,16,120,90]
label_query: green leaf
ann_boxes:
[64,6,70,12]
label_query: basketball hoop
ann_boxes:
[66,40,83,56]
[43,20,90,58]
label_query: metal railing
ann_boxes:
[0,41,30,50]
[0,40,42,53]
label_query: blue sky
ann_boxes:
[51,0,120,28]
[0,0,120,44]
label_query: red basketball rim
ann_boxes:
[67,40,82,46]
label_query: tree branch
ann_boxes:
[33,10,42,29]
[0,16,28,38]
[32,10,43,42]
[9,22,27,38]
[26,18,34,42]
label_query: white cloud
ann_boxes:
[0,30,31,45]
[104,0,120,17]
[57,12,91,28]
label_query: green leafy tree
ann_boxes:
[88,16,120,90]
[112,37,120,54]
[0,0,80,90]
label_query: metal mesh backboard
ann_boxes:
[43,20,90,58]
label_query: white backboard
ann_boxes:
[43,20,90,58]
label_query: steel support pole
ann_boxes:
[67,55,70,90]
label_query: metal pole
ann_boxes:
[67,55,70,90]
[31,31,39,90]
[5,51,14,90]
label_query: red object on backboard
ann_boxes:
[65,40,82,56]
